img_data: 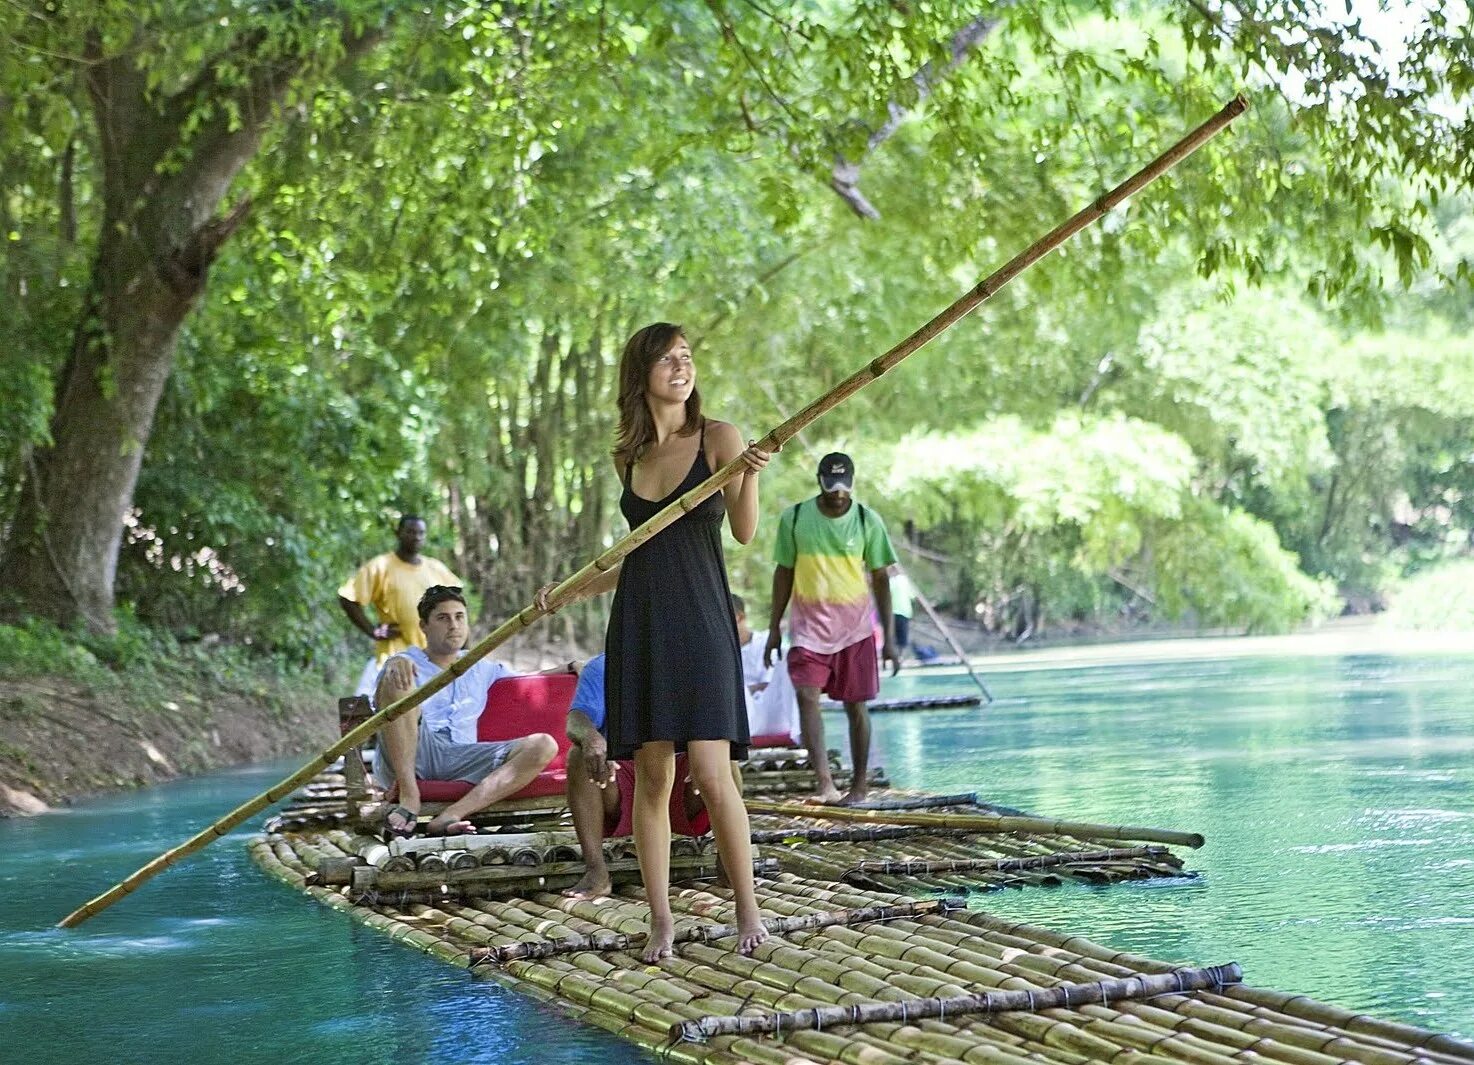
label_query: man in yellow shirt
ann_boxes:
[337,515,463,664]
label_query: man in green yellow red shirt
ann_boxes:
[765,453,900,804]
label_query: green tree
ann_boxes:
[3,0,1470,644]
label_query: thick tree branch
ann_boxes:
[158,22,384,232]
[83,29,156,210]
[830,12,1004,220]
[58,135,77,243]
[147,21,385,297]
[690,239,831,345]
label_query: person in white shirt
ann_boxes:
[732,593,800,745]
[373,585,573,837]
[731,594,769,713]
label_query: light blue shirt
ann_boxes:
[379,646,513,744]
[569,653,607,732]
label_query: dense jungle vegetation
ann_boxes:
[3,1,1472,662]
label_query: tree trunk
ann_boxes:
[0,234,202,628]
[0,23,379,630]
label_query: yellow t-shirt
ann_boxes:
[337,552,462,662]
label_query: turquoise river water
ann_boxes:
[3,646,1471,1061]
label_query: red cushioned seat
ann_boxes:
[749,732,797,749]
[476,673,576,798]
[401,673,578,804]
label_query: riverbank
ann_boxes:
[0,618,346,817]
[928,616,1474,677]
[0,672,333,817]
[0,618,590,817]
[9,612,1470,819]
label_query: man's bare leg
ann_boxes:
[564,746,621,898]
[795,685,840,803]
[837,700,872,805]
[378,700,421,835]
[425,733,558,833]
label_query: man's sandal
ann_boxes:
[383,804,419,840]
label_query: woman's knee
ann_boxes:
[633,762,676,802]
[687,746,735,796]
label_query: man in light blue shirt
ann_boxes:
[374,585,577,837]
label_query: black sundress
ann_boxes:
[604,420,750,761]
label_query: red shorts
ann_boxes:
[787,638,880,703]
[606,753,711,839]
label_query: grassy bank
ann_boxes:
[0,618,346,815]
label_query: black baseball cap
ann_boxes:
[817,452,855,492]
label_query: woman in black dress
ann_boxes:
[547,322,772,960]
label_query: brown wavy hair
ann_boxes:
[612,322,703,464]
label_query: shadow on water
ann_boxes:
[855,651,1474,1040]
[0,766,656,1065]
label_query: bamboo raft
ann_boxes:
[250,805,1474,1065]
[268,756,1196,897]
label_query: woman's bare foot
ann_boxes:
[736,906,769,956]
[835,786,869,806]
[641,912,675,963]
[561,870,613,899]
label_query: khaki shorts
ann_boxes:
[373,725,516,788]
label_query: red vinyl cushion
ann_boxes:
[408,673,578,802]
[476,673,577,797]
[749,732,797,749]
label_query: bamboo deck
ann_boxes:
[248,769,1473,1065]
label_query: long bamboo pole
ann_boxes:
[849,791,979,810]
[843,845,1166,879]
[908,575,993,702]
[748,824,986,844]
[57,94,1246,929]
[670,963,1244,1042]
[742,797,1206,849]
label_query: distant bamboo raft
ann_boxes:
[745,798,1206,849]
[672,963,1244,1042]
